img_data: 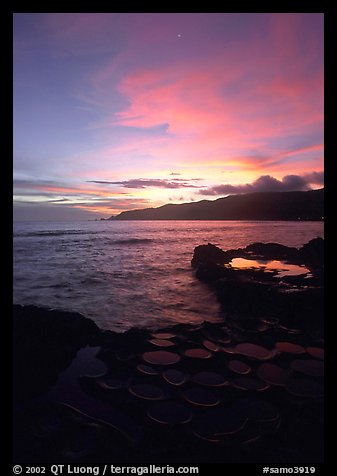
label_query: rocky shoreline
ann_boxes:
[13,239,324,464]
[191,238,324,334]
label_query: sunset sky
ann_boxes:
[13,13,324,220]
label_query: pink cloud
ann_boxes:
[35,14,325,209]
[57,14,320,194]
[107,38,322,165]
[110,60,322,171]
[13,14,324,219]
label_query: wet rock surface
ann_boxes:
[13,239,324,463]
[13,305,100,401]
[191,238,324,333]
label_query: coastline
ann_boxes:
[13,239,324,463]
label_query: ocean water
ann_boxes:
[13,220,324,331]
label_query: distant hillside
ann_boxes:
[108,189,324,221]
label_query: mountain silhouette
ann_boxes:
[108,189,324,221]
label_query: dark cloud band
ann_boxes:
[198,172,324,196]
[88,178,202,189]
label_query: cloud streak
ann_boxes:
[88,178,203,189]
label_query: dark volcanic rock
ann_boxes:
[12,238,324,464]
[245,242,299,261]
[191,242,228,268]
[191,239,324,333]
[13,302,324,463]
[192,238,324,273]
[195,261,231,282]
[13,305,101,400]
[299,237,324,269]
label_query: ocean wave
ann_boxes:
[13,221,324,332]
[112,238,154,245]
[14,230,100,238]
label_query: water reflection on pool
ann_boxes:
[227,258,311,278]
